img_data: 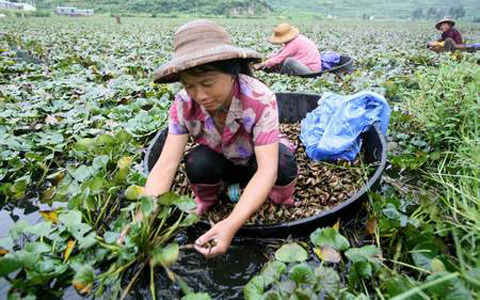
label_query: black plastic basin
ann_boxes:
[143,92,386,238]
[298,55,354,78]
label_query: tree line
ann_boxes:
[411,5,466,20]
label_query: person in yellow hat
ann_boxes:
[427,17,464,52]
[121,20,298,258]
[254,23,321,75]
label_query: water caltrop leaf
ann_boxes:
[262,291,282,300]
[310,227,350,250]
[430,258,446,273]
[181,293,212,300]
[25,222,51,237]
[314,266,341,296]
[289,263,316,285]
[243,275,265,300]
[39,210,59,223]
[117,156,132,169]
[25,242,51,254]
[275,243,308,263]
[345,245,380,263]
[59,210,82,227]
[64,240,76,263]
[125,185,144,200]
[0,257,22,276]
[314,246,341,263]
[92,155,109,170]
[72,265,94,295]
[261,261,286,286]
[151,243,179,268]
[411,242,438,271]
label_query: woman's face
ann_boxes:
[440,22,451,32]
[180,71,234,112]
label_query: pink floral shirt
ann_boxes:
[169,74,287,165]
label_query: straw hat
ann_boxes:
[435,17,455,30]
[268,23,300,45]
[153,19,261,83]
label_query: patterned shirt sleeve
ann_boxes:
[253,91,280,146]
[168,94,189,135]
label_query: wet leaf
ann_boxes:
[366,219,377,236]
[72,265,94,295]
[75,138,95,152]
[92,155,110,170]
[151,243,179,268]
[39,210,59,223]
[261,261,286,285]
[314,266,341,296]
[140,196,155,215]
[310,227,350,250]
[125,185,144,200]
[181,293,212,300]
[64,240,75,263]
[59,210,82,227]
[430,258,446,273]
[25,242,51,254]
[425,272,471,300]
[244,275,265,300]
[117,156,132,169]
[411,242,438,271]
[0,257,22,276]
[25,222,51,237]
[289,263,315,285]
[314,246,341,263]
[262,290,282,300]
[115,129,132,144]
[179,214,199,227]
[274,243,308,263]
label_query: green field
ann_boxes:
[0,16,479,299]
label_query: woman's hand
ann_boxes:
[194,219,238,258]
[194,143,279,258]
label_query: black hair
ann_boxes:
[182,58,254,79]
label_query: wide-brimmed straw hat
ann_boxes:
[435,17,455,30]
[268,23,300,45]
[153,19,261,83]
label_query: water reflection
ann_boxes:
[130,230,275,300]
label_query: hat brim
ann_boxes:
[436,20,455,30]
[268,27,300,45]
[153,45,261,83]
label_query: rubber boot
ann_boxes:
[191,182,222,216]
[268,178,296,205]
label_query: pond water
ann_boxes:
[0,195,370,300]
[0,198,276,299]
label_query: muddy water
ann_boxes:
[0,199,275,300]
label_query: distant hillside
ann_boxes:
[267,0,480,20]
[33,0,273,15]
[28,0,480,20]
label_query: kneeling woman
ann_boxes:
[146,20,298,257]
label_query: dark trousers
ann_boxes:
[185,143,297,187]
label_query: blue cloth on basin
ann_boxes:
[300,91,390,162]
[321,52,341,70]
[466,43,480,48]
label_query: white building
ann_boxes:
[0,1,36,11]
[56,6,94,16]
